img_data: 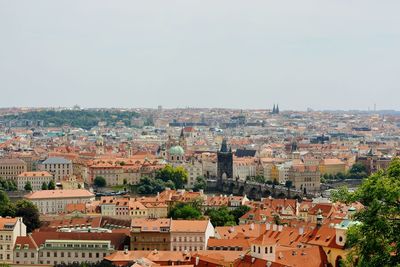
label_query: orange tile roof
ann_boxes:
[0,217,19,230]
[25,189,94,200]
[170,220,209,233]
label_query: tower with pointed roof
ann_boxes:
[217,138,233,183]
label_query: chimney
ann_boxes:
[278,225,283,232]
[195,256,200,266]
[272,224,277,231]
[250,223,254,230]
[266,223,271,230]
[124,248,128,254]
[299,227,304,235]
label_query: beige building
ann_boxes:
[14,232,128,265]
[0,217,27,264]
[288,164,321,194]
[16,171,53,191]
[25,189,95,214]
[100,197,148,218]
[40,157,73,181]
[130,219,214,252]
[170,220,214,252]
[0,159,27,180]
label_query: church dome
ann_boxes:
[169,145,185,156]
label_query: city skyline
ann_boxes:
[1,0,400,110]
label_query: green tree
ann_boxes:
[330,186,357,204]
[193,176,207,192]
[15,200,41,233]
[94,176,106,188]
[0,190,14,216]
[345,158,400,267]
[41,182,48,190]
[230,205,251,224]
[137,176,165,195]
[206,207,235,226]
[48,180,56,190]
[168,203,202,220]
[24,181,33,191]
[155,165,188,189]
[285,180,293,198]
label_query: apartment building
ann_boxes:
[131,218,171,251]
[13,232,129,265]
[15,171,53,191]
[40,157,73,181]
[170,220,214,252]
[0,159,27,180]
[130,218,214,252]
[100,197,148,218]
[288,164,321,193]
[25,189,95,214]
[0,217,27,264]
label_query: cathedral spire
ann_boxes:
[220,138,228,153]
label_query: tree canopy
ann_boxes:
[155,165,188,189]
[0,178,17,191]
[137,165,189,195]
[94,176,107,188]
[0,191,41,232]
[193,176,207,192]
[24,181,32,191]
[48,180,56,190]
[1,109,140,129]
[345,158,400,266]
[206,206,236,226]
[168,202,203,220]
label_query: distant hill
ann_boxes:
[1,109,140,129]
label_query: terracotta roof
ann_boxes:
[25,189,94,200]
[0,217,19,230]
[14,235,38,250]
[215,224,266,240]
[18,171,52,177]
[105,250,191,263]
[170,220,209,233]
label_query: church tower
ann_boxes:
[178,128,187,149]
[217,139,233,182]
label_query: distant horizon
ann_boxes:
[0,105,399,113]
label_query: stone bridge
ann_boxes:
[206,178,309,200]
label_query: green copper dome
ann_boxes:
[169,145,185,156]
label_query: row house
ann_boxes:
[13,232,129,265]
[25,189,95,214]
[0,217,27,264]
[15,171,53,191]
[130,218,214,252]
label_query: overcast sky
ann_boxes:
[1,1,399,110]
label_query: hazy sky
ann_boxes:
[1,1,400,110]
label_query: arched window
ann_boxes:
[270,246,273,253]
[265,247,268,254]
[258,247,260,253]
[253,246,256,252]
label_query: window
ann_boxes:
[270,247,273,253]
[265,247,268,254]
